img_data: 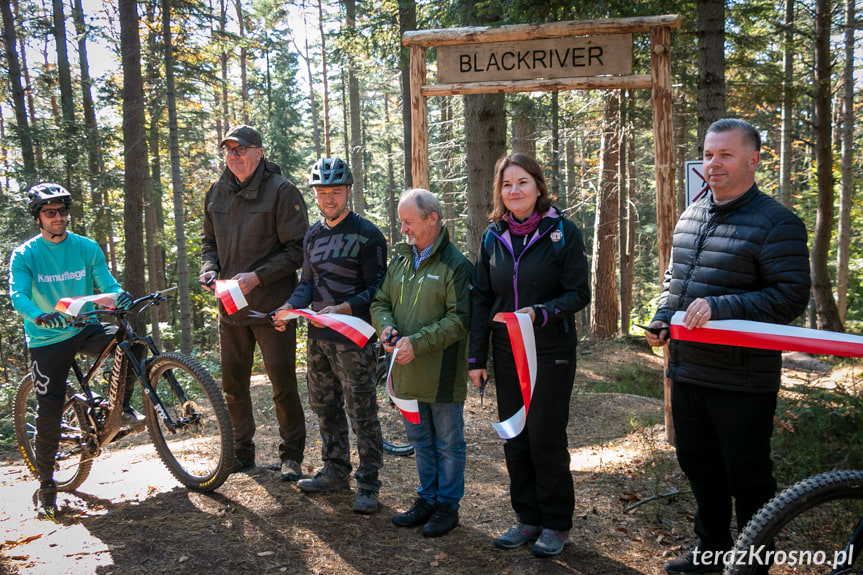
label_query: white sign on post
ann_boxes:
[685,160,710,207]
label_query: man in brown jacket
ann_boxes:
[199,125,309,481]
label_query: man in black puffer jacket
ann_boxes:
[647,119,810,575]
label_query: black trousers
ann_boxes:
[29,323,135,482]
[218,320,305,463]
[492,333,577,531]
[671,380,777,551]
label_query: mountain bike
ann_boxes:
[13,288,235,493]
[374,343,414,456]
[723,470,863,574]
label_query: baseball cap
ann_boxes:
[220,125,263,148]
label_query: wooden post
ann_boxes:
[650,25,677,445]
[410,45,429,189]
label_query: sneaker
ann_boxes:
[33,481,57,518]
[532,528,569,558]
[280,459,302,482]
[296,468,350,493]
[494,522,542,549]
[352,489,379,514]
[392,497,435,528]
[121,407,146,430]
[422,502,459,538]
[664,550,725,574]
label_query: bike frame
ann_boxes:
[67,289,200,451]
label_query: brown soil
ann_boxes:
[0,339,844,575]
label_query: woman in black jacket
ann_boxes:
[469,153,590,558]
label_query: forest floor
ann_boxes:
[0,338,846,575]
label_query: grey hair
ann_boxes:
[399,188,442,222]
[706,118,761,152]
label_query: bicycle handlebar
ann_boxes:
[68,287,179,327]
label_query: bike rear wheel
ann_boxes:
[724,470,863,575]
[375,346,414,457]
[13,374,93,492]
[144,353,234,491]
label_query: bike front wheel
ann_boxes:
[144,353,234,491]
[724,470,863,575]
[374,346,414,457]
[13,374,93,492]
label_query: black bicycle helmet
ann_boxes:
[28,183,72,217]
[309,157,353,187]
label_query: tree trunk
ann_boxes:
[52,0,81,233]
[302,8,321,158]
[511,98,535,157]
[835,0,854,324]
[696,0,725,155]
[462,0,504,260]
[441,96,455,240]
[385,95,397,246]
[551,91,560,200]
[810,0,842,333]
[119,0,147,298]
[398,0,416,188]
[1,0,36,182]
[590,93,619,338]
[318,0,331,157]
[779,0,795,208]
[344,0,364,215]
[219,0,229,129]
[72,0,108,255]
[674,92,687,217]
[235,0,248,124]
[163,0,193,354]
[618,91,633,335]
[564,137,574,211]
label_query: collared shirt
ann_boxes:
[412,243,433,271]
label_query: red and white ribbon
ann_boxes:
[670,311,863,357]
[385,347,421,424]
[281,309,376,348]
[214,280,248,315]
[492,312,537,440]
[55,293,120,316]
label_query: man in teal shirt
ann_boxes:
[8,183,138,517]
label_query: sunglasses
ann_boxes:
[40,208,68,219]
[222,146,260,157]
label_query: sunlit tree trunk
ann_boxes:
[618,91,633,335]
[696,0,725,155]
[398,0,416,188]
[810,0,842,332]
[779,0,795,208]
[591,93,619,338]
[318,0,331,157]
[835,0,855,324]
[1,0,36,182]
[52,0,81,233]
[301,7,321,158]
[551,91,560,199]
[344,0,364,216]
[163,0,193,354]
[235,0,248,124]
[119,0,147,297]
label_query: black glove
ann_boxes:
[116,291,133,310]
[35,312,69,329]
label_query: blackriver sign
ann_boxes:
[437,35,633,84]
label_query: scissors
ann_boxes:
[634,323,667,336]
[384,330,400,346]
[479,375,488,406]
[248,309,278,327]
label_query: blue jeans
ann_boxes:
[403,402,466,508]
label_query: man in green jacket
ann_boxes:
[370,188,473,538]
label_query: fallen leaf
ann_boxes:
[258,551,275,557]
[179,556,188,563]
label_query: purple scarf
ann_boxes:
[505,211,541,236]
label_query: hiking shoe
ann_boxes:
[532,528,569,558]
[494,522,542,549]
[392,497,435,528]
[422,502,459,538]
[280,459,302,482]
[664,550,725,574]
[34,481,57,518]
[297,468,350,493]
[352,489,379,514]
[121,406,146,430]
